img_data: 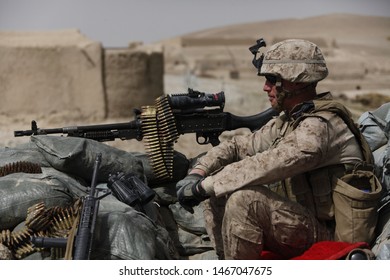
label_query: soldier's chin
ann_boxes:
[271,103,283,113]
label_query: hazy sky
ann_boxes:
[1,0,389,47]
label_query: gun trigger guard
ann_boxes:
[196,133,209,145]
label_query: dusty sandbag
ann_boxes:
[169,202,207,235]
[30,135,144,183]
[91,194,175,259]
[153,185,177,206]
[358,103,390,185]
[358,103,390,259]
[187,250,218,260]
[373,139,390,235]
[358,102,390,152]
[379,138,390,192]
[168,200,217,257]
[155,205,186,256]
[0,142,50,167]
[0,167,81,230]
[372,213,390,259]
[176,227,214,256]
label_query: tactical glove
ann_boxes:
[176,173,209,213]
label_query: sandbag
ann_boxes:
[91,193,175,259]
[372,212,390,260]
[187,250,218,260]
[30,135,144,183]
[380,139,390,192]
[358,103,390,152]
[358,103,390,259]
[176,227,214,256]
[169,202,207,235]
[0,167,81,230]
[0,142,50,167]
[358,103,390,189]
[153,185,177,206]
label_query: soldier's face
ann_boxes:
[263,77,278,109]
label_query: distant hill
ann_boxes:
[180,14,390,52]
[159,13,390,93]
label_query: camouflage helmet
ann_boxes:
[259,39,328,83]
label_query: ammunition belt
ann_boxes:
[0,200,81,259]
[141,95,179,181]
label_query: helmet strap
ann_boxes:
[275,82,315,112]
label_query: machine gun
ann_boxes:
[31,153,110,260]
[15,89,279,180]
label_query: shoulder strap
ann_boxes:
[312,100,374,165]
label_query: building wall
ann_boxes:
[0,30,164,120]
[104,47,164,118]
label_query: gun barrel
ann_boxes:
[14,130,31,137]
[31,236,68,248]
[14,127,64,137]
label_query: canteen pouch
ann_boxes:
[333,170,382,243]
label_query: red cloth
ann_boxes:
[261,241,369,260]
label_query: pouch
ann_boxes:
[291,166,344,220]
[309,167,340,220]
[333,170,382,243]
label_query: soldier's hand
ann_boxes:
[176,173,209,213]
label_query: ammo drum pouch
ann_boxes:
[333,169,382,243]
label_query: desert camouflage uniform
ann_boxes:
[194,93,365,259]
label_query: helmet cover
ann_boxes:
[259,39,328,83]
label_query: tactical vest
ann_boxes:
[275,96,382,243]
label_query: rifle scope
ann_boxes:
[168,89,225,110]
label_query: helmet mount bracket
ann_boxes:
[249,38,267,75]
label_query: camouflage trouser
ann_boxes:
[203,185,333,260]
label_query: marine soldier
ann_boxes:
[176,39,382,259]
